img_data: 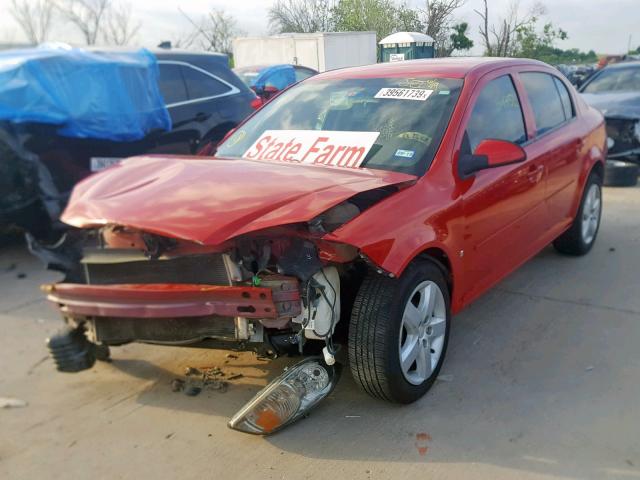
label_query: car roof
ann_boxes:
[235,64,315,72]
[316,57,550,81]
[604,60,640,69]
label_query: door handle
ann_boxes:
[195,112,210,122]
[527,165,544,183]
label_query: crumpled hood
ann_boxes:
[581,92,640,119]
[62,155,416,245]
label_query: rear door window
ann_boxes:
[465,75,527,151]
[520,72,567,134]
[181,65,232,100]
[553,76,574,120]
[158,63,188,105]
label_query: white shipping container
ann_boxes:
[232,32,377,72]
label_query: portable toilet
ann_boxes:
[379,32,435,62]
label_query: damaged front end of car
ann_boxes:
[605,116,640,161]
[32,156,414,432]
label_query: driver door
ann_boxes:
[458,72,548,306]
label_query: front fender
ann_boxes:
[325,182,463,283]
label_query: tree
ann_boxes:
[474,0,545,57]
[180,8,243,55]
[443,21,473,55]
[513,20,566,59]
[332,0,422,42]
[102,2,140,45]
[10,0,55,44]
[55,0,111,45]
[421,0,465,56]
[268,0,335,33]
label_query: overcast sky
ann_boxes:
[0,0,638,55]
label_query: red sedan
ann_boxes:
[39,58,605,434]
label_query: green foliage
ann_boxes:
[331,0,423,41]
[512,18,596,65]
[449,22,473,52]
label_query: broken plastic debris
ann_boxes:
[0,397,28,408]
[171,379,185,392]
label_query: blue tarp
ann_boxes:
[253,65,297,91]
[0,46,171,142]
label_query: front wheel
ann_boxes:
[553,171,602,256]
[348,260,451,403]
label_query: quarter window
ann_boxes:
[465,75,527,151]
[553,76,574,119]
[158,63,188,105]
[181,66,231,100]
[521,72,567,134]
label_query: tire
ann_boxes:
[348,260,451,403]
[553,171,603,256]
[604,160,638,187]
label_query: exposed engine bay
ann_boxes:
[605,116,640,161]
[33,192,396,371]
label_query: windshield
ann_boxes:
[582,66,640,93]
[216,76,463,176]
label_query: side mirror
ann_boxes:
[458,139,526,179]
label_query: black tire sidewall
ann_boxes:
[383,261,451,403]
[604,161,639,187]
[577,173,603,253]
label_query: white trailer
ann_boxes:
[232,32,377,72]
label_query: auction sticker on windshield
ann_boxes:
[375,88,433,101]
[243,130,380,169]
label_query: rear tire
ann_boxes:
[604,160,638,187]
[553,171,602,256]
[348,260,451,403]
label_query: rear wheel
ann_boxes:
[553,172,602,255]
[348,260,450,403]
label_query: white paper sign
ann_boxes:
[389,53,405,62]
[375,88,433,101]
[243,130,380,169]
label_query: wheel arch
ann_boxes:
[591,159,604,181]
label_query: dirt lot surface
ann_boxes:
[2,186,640,480]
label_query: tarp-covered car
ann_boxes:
[0,46,255,236]
[39,58,605,434]
[0,46,170,235]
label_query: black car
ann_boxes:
[89,49,256,169]
[1,49,255,237]
[580,61,640,186]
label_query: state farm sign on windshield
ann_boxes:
[243,130,380,169]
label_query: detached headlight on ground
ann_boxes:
[228,358,340,435]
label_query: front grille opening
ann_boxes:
[82,250,231,286]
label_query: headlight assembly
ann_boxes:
[228,357,340,435]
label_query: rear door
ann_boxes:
[156,61,239,153]
[517,71,582,228]
[459,71,548,304]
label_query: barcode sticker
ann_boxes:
[375,88,433,101]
